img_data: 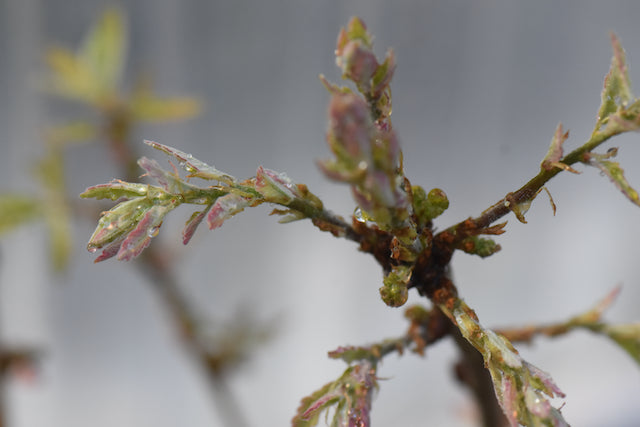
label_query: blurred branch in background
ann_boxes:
[0,7,274,427]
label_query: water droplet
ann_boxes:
[147,226,160,238]
[88,246,98,253]
[354,207,366,222]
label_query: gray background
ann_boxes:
[1,1,640,426]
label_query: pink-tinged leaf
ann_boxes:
[182,206,211,245]
[292,361,377,427]
[327,93,374,162]
[444,300,569,427]
[371,49,396,98]
[116,204,171,261]
[93,237,124,263]
[255,167,301,205]
[345,17,372,47]
[585,149,640,207]
[207,193,252,230]
[608,112,640,132]
[318,74,352,95]
[525,362,565,399]
[596,34,633,129]
[317,159,364,183]
[138,157,173,191]
[145,140,236,184]
[292,381,341,427]
[80,180,148,201]
[541,123,570,171]
[87,198,151,250]
[337,40,378,92]
[609,33,632,105]
[499,377,519,426]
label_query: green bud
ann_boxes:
[380,265,411,307]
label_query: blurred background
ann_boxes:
[1,1,640,426]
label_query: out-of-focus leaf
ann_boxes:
[343,17,372,47]
[371,49,396,99]
[131,90,201,122]
[541,123,577,173]
[80,6,126,96]
[35,149,73,270]
[0,195,42,235]
[595,34,634,132]
[585,148,640,207]
[44,46,98,104]
[46,121,96,146]
[292,380,341,427]
[45,198,72,270]
[318,74,352,95]
[601,323,640,365]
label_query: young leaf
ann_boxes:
[292,360,377,427]
[207,193,253,230]
[144,140,237,184]
[541,123,577,172]
[600,323,640,365]
[87,197,153,252]
[292,380,342,427]
[80,180,149,201]
[585,149,640,207]
[116,204,172,261]
[182,207,211,245]
[255,167,300,205]
[595,34,634,132]
[437,295,569,426]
